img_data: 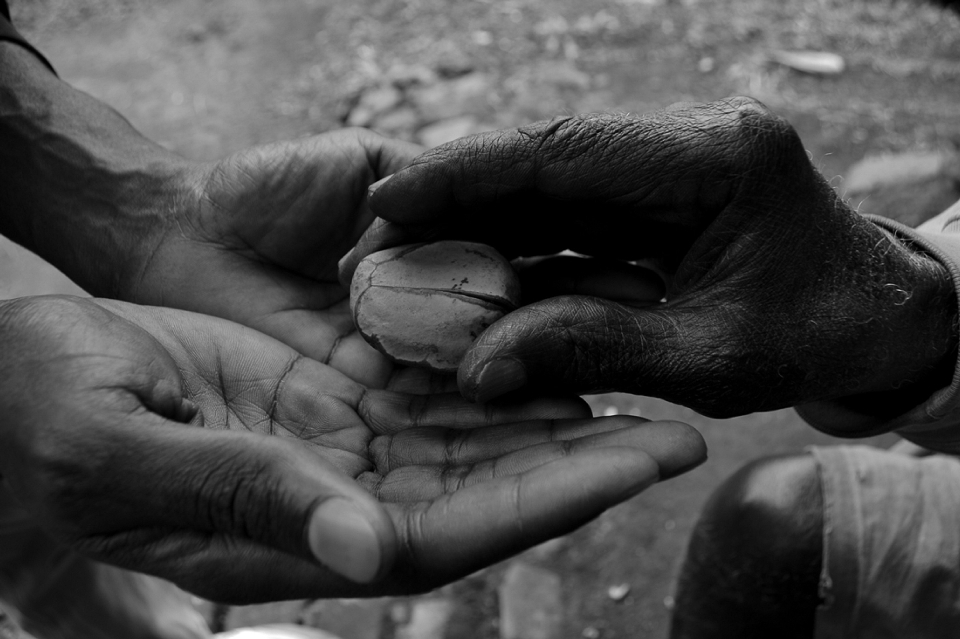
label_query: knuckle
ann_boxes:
[715,96,806,167]
[517,115,577,145]
[396,502,430,573]
[439,464,473,493]
[193,448,280,537]
[441,430,471,466]
[660,97,805,178]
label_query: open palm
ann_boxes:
[0,295,705,604]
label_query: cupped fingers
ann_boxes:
[376,447,662,592]
[362,418,706,501]
[359,388,592,435]
[42,418,398,587]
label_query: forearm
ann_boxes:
[0,41,194,297]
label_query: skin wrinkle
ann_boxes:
[405,393,429,430]
[351,383,372,416]
[232,462,274,543]
[442,429,473,468]
[440,462,475,494]
[126,201,173,304]
[196,161,243,245]
[397,503,428,581]
[368,434,393,473]
[355,470,384,496]
[213,345,232,427]
[480,132,527,202]
[322,332,346,366]
[186,446,252,532]
[266,353,304,434]
[367,395,421,434]
[230,454,289,546]
[198,157,324,278]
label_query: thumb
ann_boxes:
[174,429,397,585]
[55,423,398,587]
[458,295,696,406]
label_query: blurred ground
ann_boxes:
[4,0,960,637]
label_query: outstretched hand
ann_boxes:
[342,98,958,420]
[0,295,705,603]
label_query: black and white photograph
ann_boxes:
[2,0,960,636]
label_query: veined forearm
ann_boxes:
[0,41,193,297]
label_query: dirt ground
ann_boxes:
[5,0,960,637]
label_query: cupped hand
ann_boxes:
[121,129,423,388]
[342,97,958,420]
[0,295,705,603]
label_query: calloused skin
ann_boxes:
[341,97,958,422]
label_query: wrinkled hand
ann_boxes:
[121,129,423,388]
[341,98,958,420]
[0,295,704,603]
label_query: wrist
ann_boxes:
[0,42,197,298]
[840,219,959,415]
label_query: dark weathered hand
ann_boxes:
[0,296,705,603]
[341,98,957,421]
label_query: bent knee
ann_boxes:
[672,454,824,637]
[692,453,823,569]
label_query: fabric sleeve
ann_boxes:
[0,1,57,74]
[796,200,960,453]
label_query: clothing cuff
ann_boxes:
[796,212,960,453]
[0,14,56,75]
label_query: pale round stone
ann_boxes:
[350,241,520,372]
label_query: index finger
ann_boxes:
[339,98,798,282]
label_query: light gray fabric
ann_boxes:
[812,445,960,638]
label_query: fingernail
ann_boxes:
[309,499,381,584]
[337,250,356,283]
[367,175,392,199]
[475,358,527,403]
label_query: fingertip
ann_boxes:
[308,498,396,584]
[367,175,392,200]
[650,420,708,480]
[460,357,528,404]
